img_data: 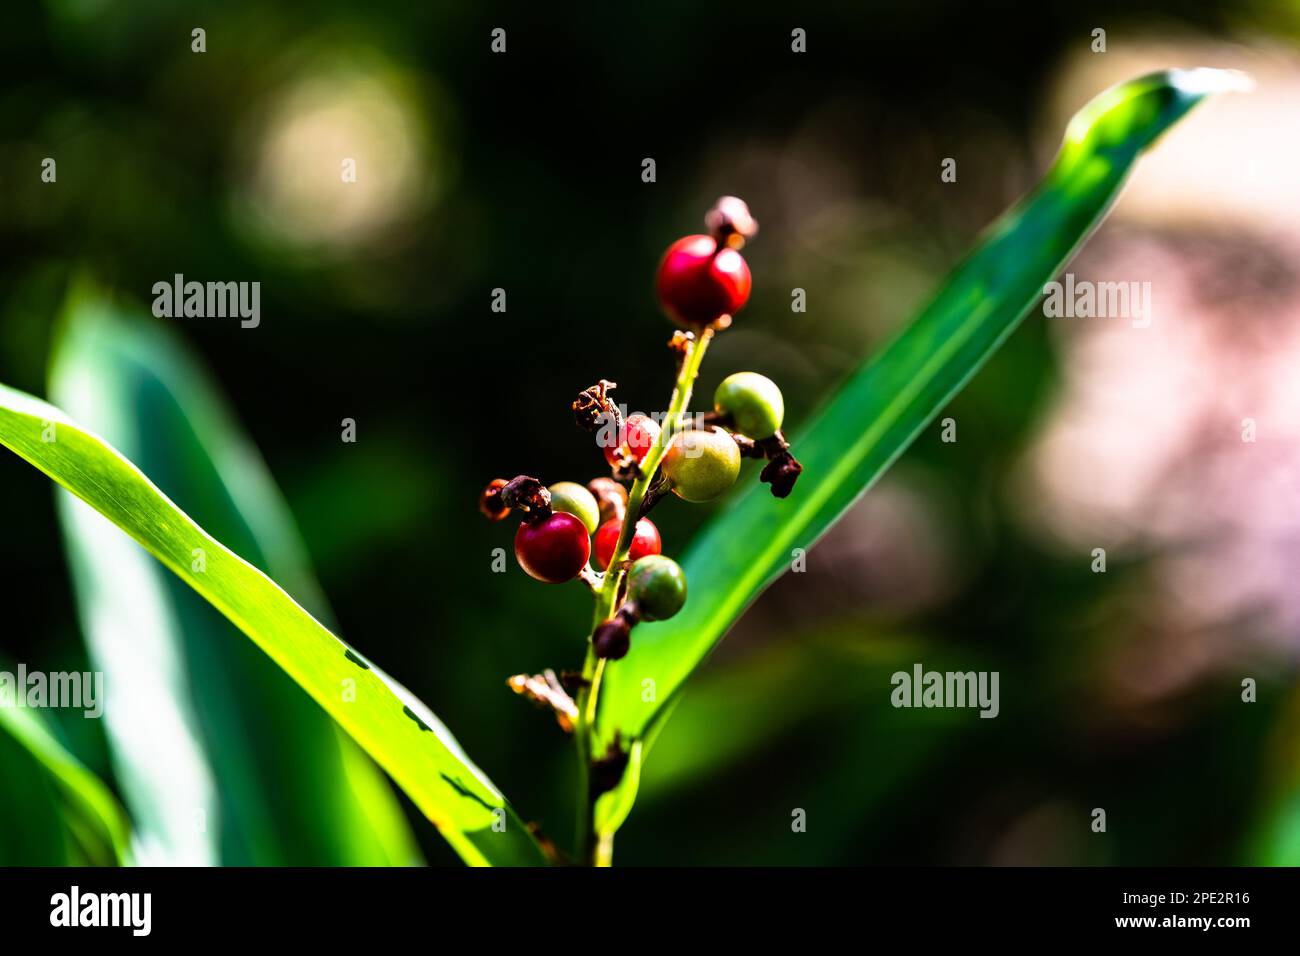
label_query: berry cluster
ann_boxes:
[480,196,800,706]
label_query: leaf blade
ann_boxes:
[0,704,133,866]
[597,69,1243,752]
[0,381,549,867]
[50,295,423,865]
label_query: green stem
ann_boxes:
[572,329,713,866]
[594,831,615,867]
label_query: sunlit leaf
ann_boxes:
[0,379,549,867]
[596,69,1247,786]
[0,703,132,865]
[50,294,422,865]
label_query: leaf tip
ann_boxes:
[1168,66,1255,96]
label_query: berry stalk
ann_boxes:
[572,327,714,866]
[477,197,799,866]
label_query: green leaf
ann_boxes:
[627,631,975,864]
[49,293,422,865]
[0,374,549,868]
[0,704,132,866]
[1247,688,1300,864]
[635,627,946,801]
[596,70,1247,762]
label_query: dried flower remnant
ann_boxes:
[478,198,805,865]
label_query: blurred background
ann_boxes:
[3,0,1300,865]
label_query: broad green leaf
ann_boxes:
[0,384,549,867]
[1248,689,1300,864]
[625,633,972,864]
[50,293,421,865]
[0,703,132,865]
[635,628,942,800]
[596,69,1248,763]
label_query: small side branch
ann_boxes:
[508,669,579,733]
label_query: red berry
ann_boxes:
[593,517,661,571]
[514,512,590,583]
[603,413,660,467]
[655,235,751,328]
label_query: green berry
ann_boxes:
[662,427,741,502]
[627,555,687,621]
[547,481,600,534]
[714,372,784,439]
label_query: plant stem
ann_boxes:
[572,328,713,866]
[594,831,615,867]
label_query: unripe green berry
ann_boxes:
[714,372,784,439]
[547,481,600,534]
[662,427,741,502]
[627,555,687,622]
